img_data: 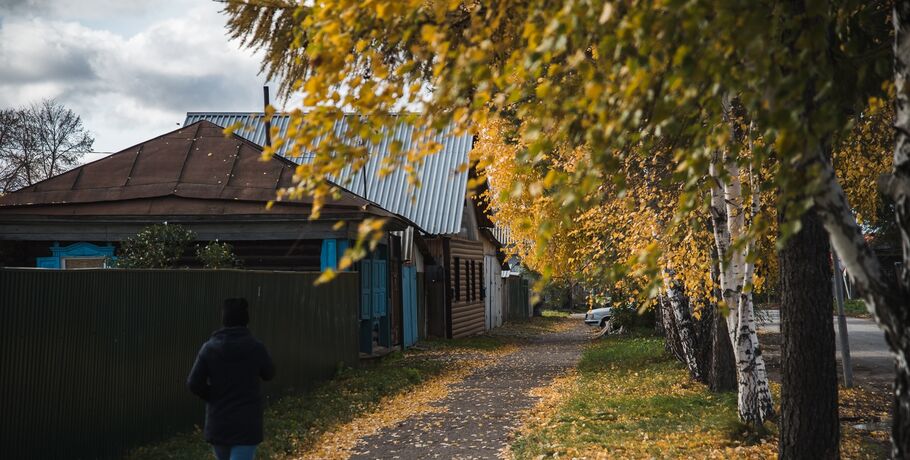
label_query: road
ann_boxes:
[759,309,893,385]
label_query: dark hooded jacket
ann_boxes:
[187,327,275,445]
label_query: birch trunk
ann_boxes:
[658,294,685,361]
[662,275,702,381]
[708,150,774,425]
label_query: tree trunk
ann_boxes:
[694,299,715,385]
[665,280,702,382]
[778,205,839,459]
[710,303,737,392]
[703,232,737,392]
[659,295,684,361]
[708,144,775,425]
[732,288,775,425]
[891,6,910,455]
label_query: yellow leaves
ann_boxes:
[337,254,354,271]
[300,355,495,460]
[374,2,391,20]
[584,81,604,100]
[314,268,337,285]
[420,24,440,46]
[222,121,243,137]
[535,79,552,99]
[832,102,893,226]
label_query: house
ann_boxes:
[0,120,415,356]
[183,112,514,340]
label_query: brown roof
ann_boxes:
[0,121,407,225]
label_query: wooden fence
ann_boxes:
[0,268,359,459]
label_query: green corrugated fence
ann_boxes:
[0,268,360,459]
[504,276,530,321]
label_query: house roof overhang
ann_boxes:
[0,121,415,237]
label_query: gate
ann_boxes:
[484,255,503,329]
[401,265,418,347]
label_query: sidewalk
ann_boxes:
[349,322,587,459]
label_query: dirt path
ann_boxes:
[348,322,588,460]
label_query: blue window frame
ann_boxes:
[36,242,116,269]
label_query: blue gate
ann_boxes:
[358,245,390,354]
[401,265,418,347]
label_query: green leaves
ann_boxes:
[116,224,196,269]
[196,242,241,269]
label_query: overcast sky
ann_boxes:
[0,0,279,161]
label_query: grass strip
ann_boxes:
[510,332,776,459]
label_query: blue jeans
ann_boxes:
[213,444,257,460]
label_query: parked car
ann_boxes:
[584,307,613,328]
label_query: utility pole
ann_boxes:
[833,254,854,388]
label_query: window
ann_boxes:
[61,257,107,269]
[466,260,472,301]
[454,257,461,301]
[470,260,476,301]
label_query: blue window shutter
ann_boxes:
[320,239,338,271]
[378,260,387,316]
[36,257,60,269]
[337,240,350,268]
[360,261,372,320]
[373,258,387,317]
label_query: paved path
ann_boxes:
[759,310,893,384]
[349,323,588,459]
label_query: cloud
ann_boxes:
[0,2,270,152]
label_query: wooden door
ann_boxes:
[402,265,418,347]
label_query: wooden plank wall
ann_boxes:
[448,237,485,338]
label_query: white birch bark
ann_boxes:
[708,148,774,425]
[662,273,702,381]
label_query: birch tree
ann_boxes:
[707,149,774,425]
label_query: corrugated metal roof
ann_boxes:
[492,226,512,247]
[184,112,473,235]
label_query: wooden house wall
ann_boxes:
[0,239,323,271]
[447,237,485,338]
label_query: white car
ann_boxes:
[584,307,613,328]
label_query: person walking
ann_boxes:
[187,298,275,460]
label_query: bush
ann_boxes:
[116,224,196,268]
[610,303,656,330]
[196,242,241,269]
